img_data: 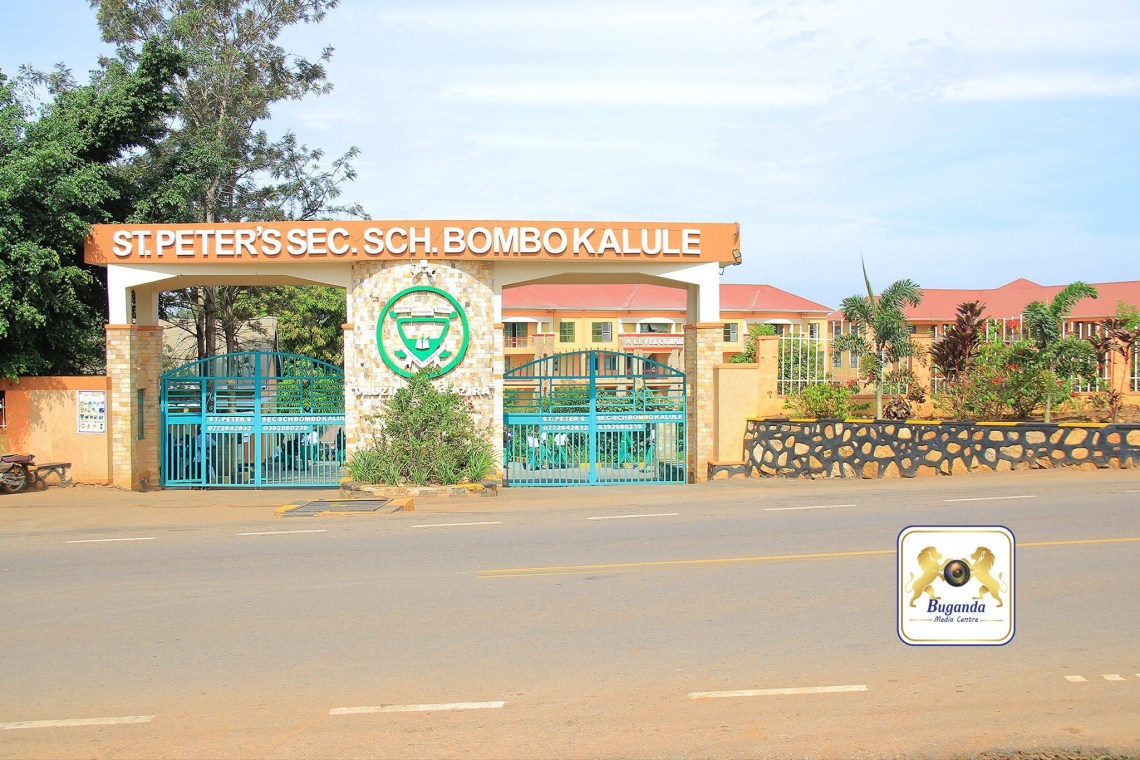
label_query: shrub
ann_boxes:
[783,381,866,418]
[933,338,1087,420]
[882,385,927,420]
[358,370,494,486]
[345,449,383,484]
[931,301,985,382]
[729,323,776,363]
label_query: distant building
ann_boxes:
[828,278,1140,338]
[825,278,1140,382]
[500,283,833,369]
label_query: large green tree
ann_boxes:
[92,0,363,363]
[0,40,182,379]
[831,263,923,418]
[1022,282,1099,422]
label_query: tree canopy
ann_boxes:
[831,262,923,417]
[89,0,363,366]
[0,39,182,379]
[1022,281,1098,422]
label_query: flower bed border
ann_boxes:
[340,478,498,498]
[709,418,1140,480]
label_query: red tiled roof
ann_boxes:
[503,283,832,313]
[826,279,1140,322]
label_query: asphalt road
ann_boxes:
[1,469,1138,758]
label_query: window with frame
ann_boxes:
[136,388,145,440]
[559,321,575,343]
[831,323,843,368]
[723,323,739,342]
[591,322,613,343]
[638,323,671,334]
[503,322,529,348]
[808,322,820,339]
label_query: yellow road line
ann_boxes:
[1018,537,1140,548]
[478,537,1140,578]
[479,548,894,577]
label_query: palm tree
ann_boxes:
[1022,282,1098,423]
[832,262,922,418]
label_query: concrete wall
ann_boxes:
[712,365,759,462]
[708,336,783,463]
[0,377,111,484]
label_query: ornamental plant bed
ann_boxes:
[340,479,498,498]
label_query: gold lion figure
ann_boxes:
[904,547,944,607]
[968,547,1008,607]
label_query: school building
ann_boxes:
[500,283,833,370]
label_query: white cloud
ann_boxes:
[944,73,1140,102]
[439,80,832,108]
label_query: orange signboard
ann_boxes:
[84,221,740,266]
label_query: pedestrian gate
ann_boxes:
[161,352,345,488]
[503,351,686,486]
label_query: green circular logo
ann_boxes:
[377,285,470,378]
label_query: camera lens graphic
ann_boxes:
[944,559,971,587]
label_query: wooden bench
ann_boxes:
[32,462,72,489]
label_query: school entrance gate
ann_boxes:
[161,352,345,488]
[503,351,686,486]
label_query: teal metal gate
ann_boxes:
[503,351,686,486]
[161,352,345,488]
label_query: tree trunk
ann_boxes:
[1044,394,1051,424]
[203,286,217,358]
[218,286,240,354]
[876,351,884,418]
[195,288,207,361]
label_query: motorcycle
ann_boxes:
[1,453,34,494]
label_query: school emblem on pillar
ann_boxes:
[377,284,470,378]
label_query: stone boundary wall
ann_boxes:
[709,418,1140,480]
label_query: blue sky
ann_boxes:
[4,0,1139,307]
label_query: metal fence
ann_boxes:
[777,335,829,394]
[777,335,913,396]
[1071,351,1111,394]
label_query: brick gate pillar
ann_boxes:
[684,323,723,482]
[105,324,163,490]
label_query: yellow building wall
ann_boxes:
[0,377,111,484]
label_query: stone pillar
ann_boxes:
[343,321,361,449]
[105,324,163,490]
[491,322,505,478]
[346,260,499,474]
[684,323,723,482]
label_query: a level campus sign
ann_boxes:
[85,221,740,264]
